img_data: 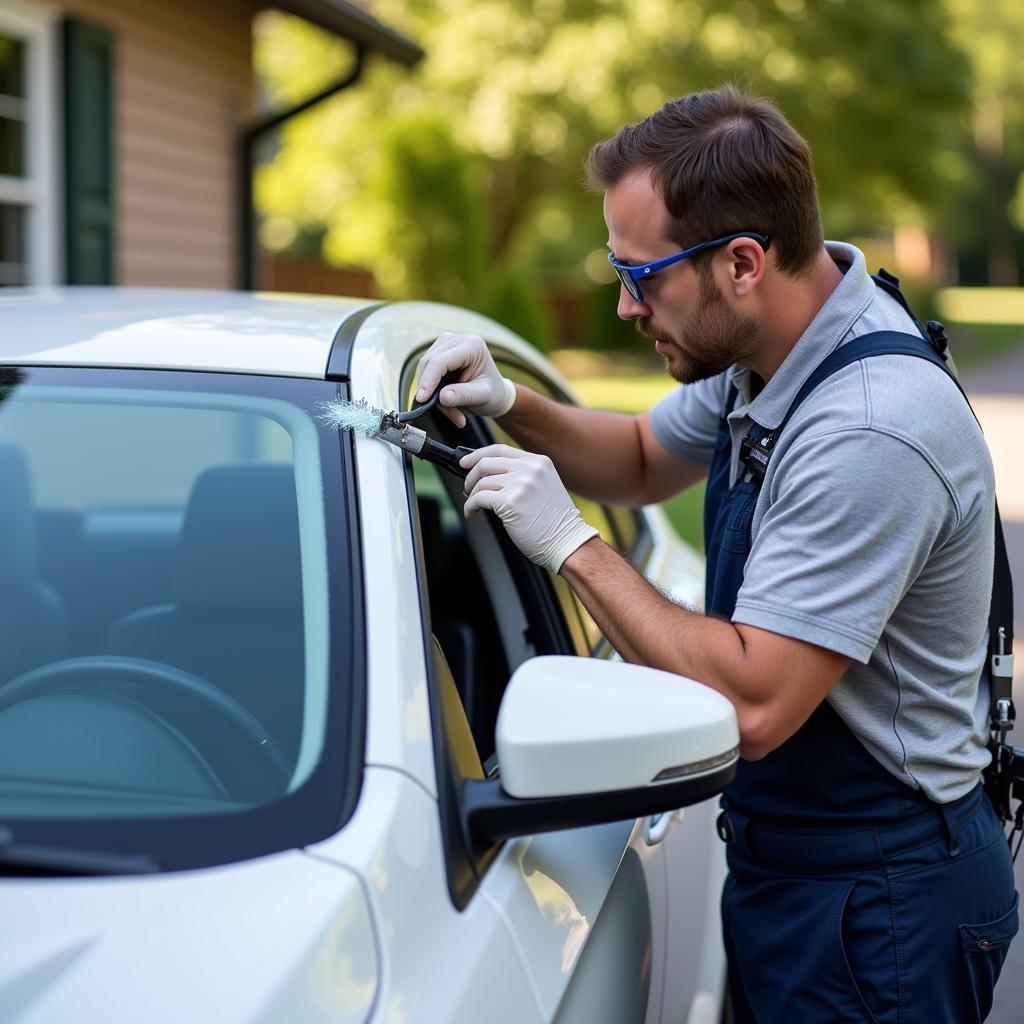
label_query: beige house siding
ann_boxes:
[62,0,260,288]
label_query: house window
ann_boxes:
[0,34,26,176]
[0,3,57,286]
[0,203,26,284]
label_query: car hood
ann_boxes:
[0,850,379,1024]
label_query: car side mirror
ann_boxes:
[461,656,738,853]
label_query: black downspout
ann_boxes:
[239,43,367,290]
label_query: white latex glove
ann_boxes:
[460,445,599,574]
[414,332,517,428]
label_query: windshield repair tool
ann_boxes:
[318,370,475,478]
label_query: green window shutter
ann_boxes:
[62,18,114,284]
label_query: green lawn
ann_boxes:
[659,481,706,551]
[569,372,706,550]
[935,287,1024,369]
[945,323,1024,370]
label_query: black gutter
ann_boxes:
[240,45,366,291]
[239,2,425,290]
[278,0,424,66]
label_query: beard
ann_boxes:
[638,271,760,384]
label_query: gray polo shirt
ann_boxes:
[650,242,995,803]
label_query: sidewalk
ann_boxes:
[962,344,1024,1024]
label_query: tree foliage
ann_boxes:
[254,0,975,340]
[944,0,1024,284]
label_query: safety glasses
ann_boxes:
[607,231,771,303]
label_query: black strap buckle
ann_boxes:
[740,430,775,484]
[716,810,735,844]
[925,320,949,357]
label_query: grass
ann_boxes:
[937,287,1024,326]
[944,323,1024,370]
[932,287,1024,369]
[659,481,706,551]
[564,368,707,550]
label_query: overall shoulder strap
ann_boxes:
[739,330,947,482]
[776,329,952,439]
[754,326,1014,788]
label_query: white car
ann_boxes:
[0,288,737,1024]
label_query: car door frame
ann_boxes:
[399,347,678,1022]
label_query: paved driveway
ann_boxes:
[962,346,1024,1023]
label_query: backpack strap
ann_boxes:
[989,504,1017,824]
[872,268,929,335]
[873,268,953,358]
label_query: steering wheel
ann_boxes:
[0,656,291,800]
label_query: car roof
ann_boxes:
[0,287,380,378]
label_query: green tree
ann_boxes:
[254,0,971,342]
[945,0,1024,285]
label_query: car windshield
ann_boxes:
[0,367,360,871]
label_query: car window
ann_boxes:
[406,354,614,894]
[0,367,359,871]
[412,402,593,660]
[491,359,649,656]
[412,455,514,763]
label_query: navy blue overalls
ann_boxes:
[705,295,1019,1022]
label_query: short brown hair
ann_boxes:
[586,85,823,275]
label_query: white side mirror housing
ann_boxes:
[496,656,738,799]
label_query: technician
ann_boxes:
[415,85,1018,1022]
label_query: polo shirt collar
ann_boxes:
[727,241,876,430]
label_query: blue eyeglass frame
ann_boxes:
[607,231,771,302]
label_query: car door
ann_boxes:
[406,349,718,1024]
[490,356,726,1024]
[336,296,726,1022]
[410,453,659,1023]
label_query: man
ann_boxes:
[415,85,1018,1022]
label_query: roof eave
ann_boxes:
[275,0,424,66]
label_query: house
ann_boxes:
[0,0,421,290]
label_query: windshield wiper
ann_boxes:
[0,840,161,877]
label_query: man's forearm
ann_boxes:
[559,536,756,698]
[496,384,649,505]
[558,537,849,759]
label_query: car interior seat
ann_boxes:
[36,505,182,656]
[0,443,69,687]
[101,463,306,764]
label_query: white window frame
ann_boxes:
[0,0,59,285]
